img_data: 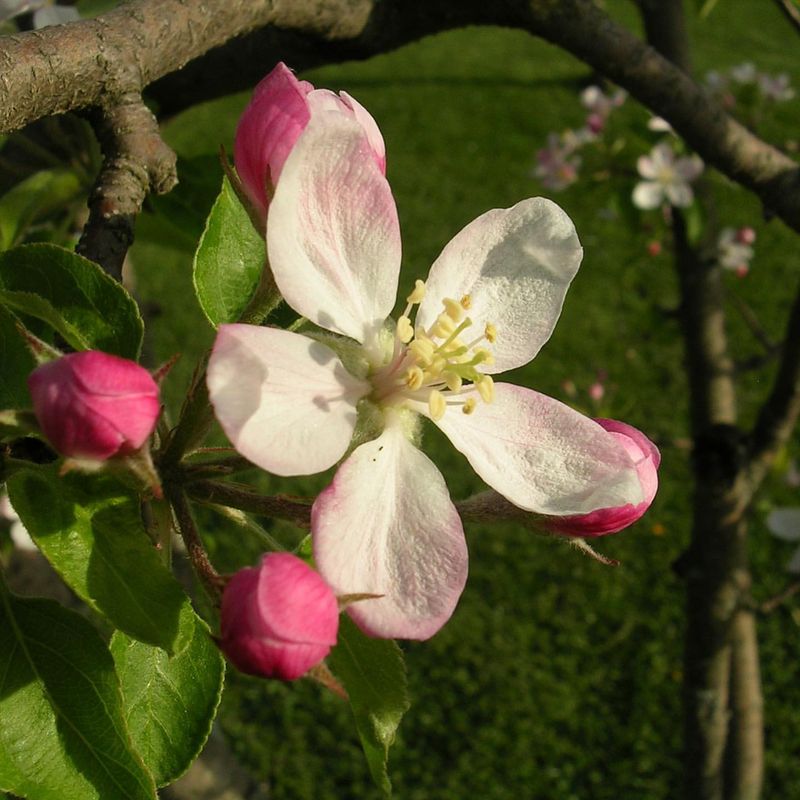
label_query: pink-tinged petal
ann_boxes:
[267,112,401,343]
[767,508,800,542]
[207,324,369,476]
[542,418,660,537]
[632,181,663,210]
[417,198,583,374]
[233,63,314,218]
[312,424,468,640]
[636,154,658,179]
[307,89,386,173]
[665,182,694,208]
[434,383,643,515]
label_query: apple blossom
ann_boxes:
[766,508,800,574]
[219,553,339,680]
[540,419,660,537]
[28,350,160,461]
[758,72,794,102]
[208,110,646,640]
[234,61,385,221]
[534,133,582,191]
[632,143,703,210]
[580,85,626,134]
[717,227,755,275]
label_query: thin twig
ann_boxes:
[759,579,800,613]
[168,489,226,603]
[186,480,313,529]
[76,96,177,278]
[773,0,800,34]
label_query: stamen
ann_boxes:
[444,372,463,393]
[473,348,495,366]
[462,397,477,415]
[428,390,446,421]
[409,337,435,366]
[442,297,464,323]
[484,323,497,344]
[407,279,426,304]
[405,366,424,391]
[396,316,414,344]
[430,313,457,339]
[460,294,472,310]
[476,375,495,403]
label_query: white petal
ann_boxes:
[665,182,694,208]
[434,383,643,515]
[636,154,658,179]
[632,181,664,210]
[207,325,369,476]
[267,112,401,343]
[767,508,800,542]
[312,424,468,640]
[416,198,583,374]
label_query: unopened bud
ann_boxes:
[28,351,160,461]
[219,553,339,680]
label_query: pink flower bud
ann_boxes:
[234,62,386,220]
[736,226,756,245]
[219,553,339,680]
[28,351,160,461]
[545,419,660,537]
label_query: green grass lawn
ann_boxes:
[130,1,800,796]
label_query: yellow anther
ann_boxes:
[409,337,435,365]
[444,372,463,393]
[476,374,495,404]
[431,313,456,339]
[442,297,464,323]
[428,389,446,421]
[406,279,426,304]
[396,315,414,344]
[484,322,497,344]
[405,366,424,391]
[462,397,477,415]
[473,348,495,366]
[460,294,472,310]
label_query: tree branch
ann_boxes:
[76,95,176,278]
[745,280,800,493]
[3,0,800,235]
[772,0,800,34]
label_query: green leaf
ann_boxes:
[7,467,191,654]
[0,169,83,251]
[0,582,157,800]
[0,305,35,408]
[0,289,91,351]
[193,176,265,326]
[0,244,144,358]
[328,616,410,796]
[110,611,225,787]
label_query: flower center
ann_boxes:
[370,278,497,420]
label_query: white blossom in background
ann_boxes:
[717,227,755,276]
[0,493,36,551]
[533,132,582,191]
[632,143,703,210]
[0,0,77,25]
[758,72,795,102]
[647,116,673,134]
[580,85,626,134]
[766,508,800,574]
[730,62,757,84]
